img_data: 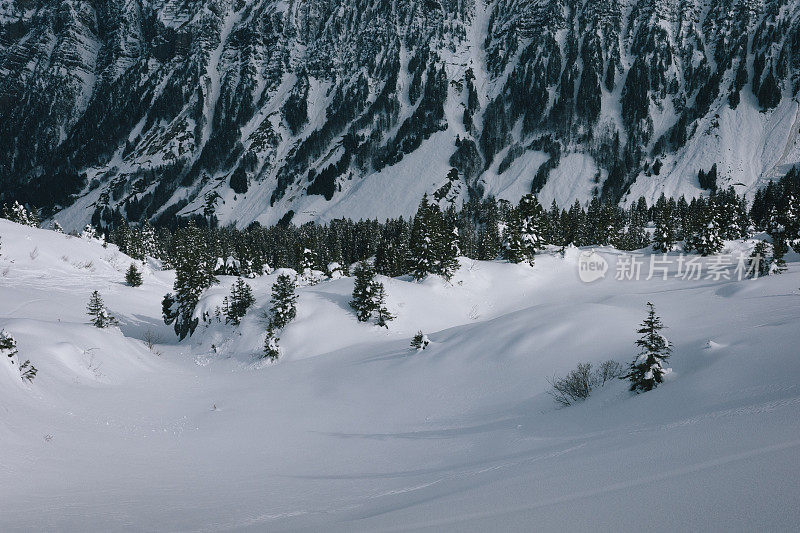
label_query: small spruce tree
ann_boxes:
[350,262,378,322]
[269,274,297,330]
[1,330,37,382]
[624,302,671,393]
[373,283,395,328]
[225,277,255,325]
[262,274,297,360]
[410,331,430,351]
[749,241,772,278]
[125,263,143,287]
[87,291,118,328]
[263,326,281,361]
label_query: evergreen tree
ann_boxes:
[162,222,217,340]
[81,224,102,242]
[410,331,430,351]
[1,330,37,383]
[407,195,440,279]
[2,201,39,227]
[373,283,395,328]
[406,195,458,280]
[269,274,297,330]
[350,261,379,322]
[299,247,321,284]
[87,291,118,328]
[652,209,677,253]
[504,194,545,264]
[749,241,772,278]
[262,274,297,360]
[767,208,789,274]
[688,200,724,256]
[478,200,502,260]
[439,214,461,280]
[225,278,255,325]
[1,330,18,366]
[125,263,143,287]
[263,326,281,361]
[624,303,671,393]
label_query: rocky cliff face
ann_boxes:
[1,0,799,229]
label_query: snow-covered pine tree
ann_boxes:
[504,194,545,265]
[624,302,671,393]
[52,221,64,233]
[439,216,460,280]
[350,261,378,322]
[749,241,772,278]
[2,201,39,227]
[503,209,527,264]
[81,224,101,242]
[262,274,298,360]
[767,208,789,274]
[269,274,297,330]
[652,221,676,253]
[263,326,281,361]
[225,277,255,325]
[408,195,440,279]
[162,222,217,339]
[87,291,118,328]
[689,200,724,256]
[373,283,394,328]
[327,262,346,279]
[619,206,649,250]
[125,263,143,287]
[478,200,502,260]
[1,330,18,366]
[299,247,320,284]
[410,331,430,351]
[0,330,37,382]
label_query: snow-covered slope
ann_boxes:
[2,0,800,230]
[2,220,800,530]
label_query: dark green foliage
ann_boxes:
[1,330,37,383]
[350,262,378,322]
[230,167,249,194]
[225,278,255,325]
[408,195,459,280]
[504,194,546,264]
[269,274,297,330]
[749,241,772,278]
[624,303,671,393]
[698,164,717,191]
[161,222,217,340]
[125,263,143,287]
[87,291,118,328]
[757,69,782,110]
[410,331,429,351]
[19,359,37,383]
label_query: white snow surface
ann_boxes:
[2,219,800,531]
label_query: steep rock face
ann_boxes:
[1,0,799,229]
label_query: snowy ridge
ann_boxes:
[2,219,800,529]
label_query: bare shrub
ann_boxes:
[29,247,39,260]
[143,329,162,355]
[547,363,595,406]
[547,360,624,407]
[595,359,625,386]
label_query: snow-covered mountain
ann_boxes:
[2,0,800,230]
